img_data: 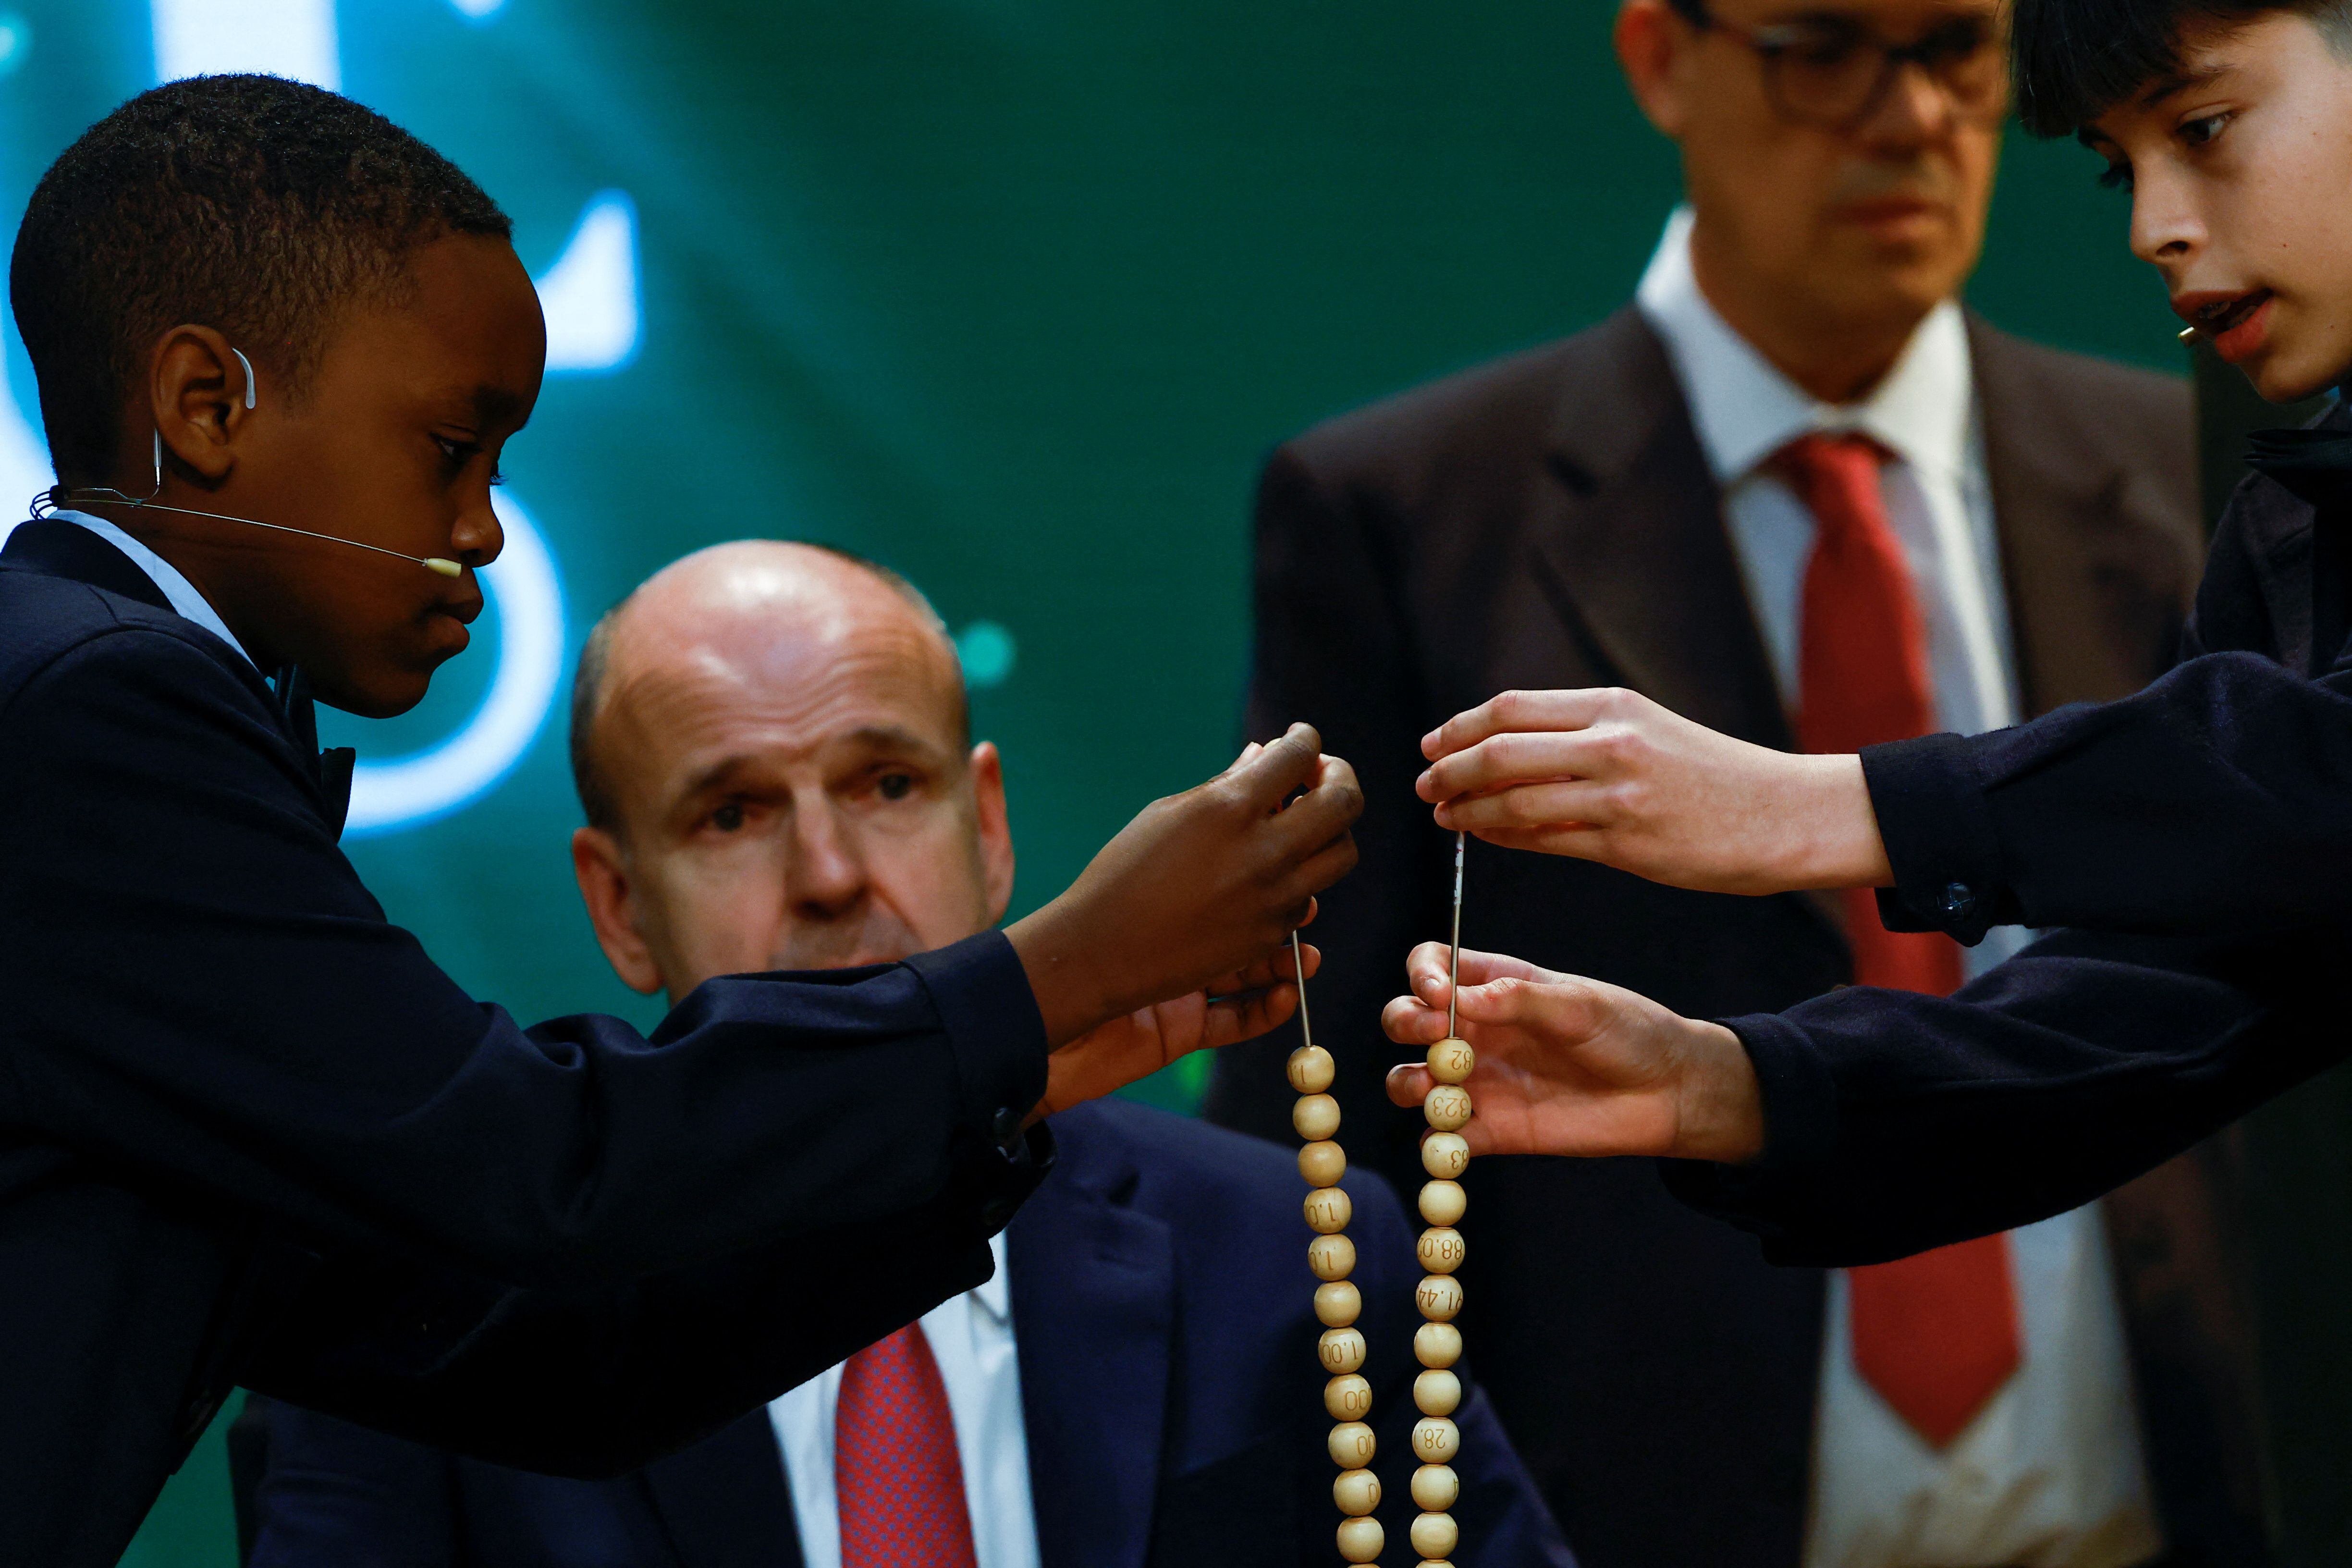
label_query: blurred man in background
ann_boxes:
[1207,0,2267,1564]
[245,540,1575,1568]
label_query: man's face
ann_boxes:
[2084,13,2352,402]
[1623,0,2004,354]
[570,546,1013,1003]
[165,233,546,716]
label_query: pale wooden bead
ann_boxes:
[1304,1186,1354,1235]
[1423,1083,1474,1131]
[1287,1043,1336,1094]
[1327,1420,1377,1469]
[1325,1372,1373,1421]
[1298,1139,1347,1188]
[1315,1280,1362,1327]
[1427,1037,1476,1084]
[1411,1510,1461,1559]
[1417,1273,1464,1322]
[1411,1461,1460,1511]
[1335,1516,1385,1563]
[1415,1320,1464,1367]
[1413,1414,1462,1463]
[1417,1225,1467,1274]
[1415,1367,1463,1416]
[1332,1466,1382,1517]
[1308,1232,1357,1282]
[1293,1092,1341,1142]
[1419,1178,1467,1226]
[1421,1131,1470,1179]
[1318,1326,1368,1374]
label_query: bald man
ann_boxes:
[246,541,1574,1568]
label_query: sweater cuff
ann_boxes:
[1657,1010,1835,1233]
[903,930,1051,1156]
[1860,733,2005,944]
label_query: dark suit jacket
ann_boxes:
[246,1098,1577,1568]
[1204,307,2268,1566]
[0,519,1052,1568]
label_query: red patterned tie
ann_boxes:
[835,1324,979,1568]
[1781,431,2021,1450]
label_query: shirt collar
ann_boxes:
[970,1228,1012,1325]
[50,508,257,670]
[1634,206,1973,486]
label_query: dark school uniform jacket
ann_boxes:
[0,519,1053,1568]
[1672,397,2352,1263]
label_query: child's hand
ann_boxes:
[1380,941,1765,1164]
[1039,941,1318,1115]
[1415,687,1891,895]
[1007,722,1360,1053]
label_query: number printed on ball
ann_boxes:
[1293,1092,1340,1142]
[1412,1415,1462,1463]
[1325,1372,1373,1421]
[1335,1515,1385,1564]
[1411,1462,1460,1511]
[1304,1187,1353,1235]
[1315,1280,1362,1327]
[1414,1367,1462,1417]
[1415,1320,1464,1367]
[1328,1420,1377,1469]
[1417,1273,1464,1322]
[1319,1326,1368,1373]
[1419,1178,1467,1226]
[1421,1131,1470,1179]
[1308,1232,1356,1282]
[1411,1510,1462,1559]
[1423,1084,1474,1131]
[1332,1467,1381,1517]
[1427,1037,1475,1084]
[1287,1044,1335,1094]
[1417,1226,1467,1274]
[1298,1140,1347,1188]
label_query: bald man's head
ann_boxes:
[565,541,1013,1002]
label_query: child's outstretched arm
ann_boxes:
[1378,940,1765,1164]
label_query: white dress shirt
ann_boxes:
[1637,208,2164,1568]
[52,507,257,669]
[770,1232,1041,1568]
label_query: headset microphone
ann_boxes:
[29,344,464,578]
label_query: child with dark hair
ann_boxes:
[1359,4,2352,1263]
[0,76,1360,1568]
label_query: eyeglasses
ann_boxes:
[1666,0,2009,130]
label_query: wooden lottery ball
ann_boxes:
[1328,1420,1377,1469]
[1333,1467,1382,1517]
[1299,1140,1347,1188]
[1335,1516,1385,1564]
[1293,1092,1341,1142]
[1315,1280,1362,1327]
[1424,1083,1474,1132]
[1416,1274,1464,1322]
[1428,1037,1475,1084]
[1415,1367,1463,1416]
[1325,1372,1373,1421]
[1304,1186,1353,1235]
[1287,1043,1335,1094]
[1308,1233,1356,1282]
[1412,1511,1462,1559]
[1415,1321,1463,1367]
[1421,1131,1470,1180]
[1411,1462,1460,1511]
[1419,1178,1467,1226]
[1418,1226,1467,1274]
[1413,1414,1462,1463]
[1319,1326,1368,1374]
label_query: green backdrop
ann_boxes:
[0,1,2185,1561]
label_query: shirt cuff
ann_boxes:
[902,930,1051,1157]
[1859,733,2007,944]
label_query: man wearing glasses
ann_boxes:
[1207,2,2263,1564]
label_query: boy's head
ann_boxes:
[2017,0,2352,401]
[13,75,545,715]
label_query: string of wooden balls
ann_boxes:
[1412,830,1478,1568]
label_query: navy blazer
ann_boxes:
[248,1098,1577,1568]
[0,520,1053,1568]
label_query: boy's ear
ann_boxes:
[150,325,254,486]
[1617,0,1699,138]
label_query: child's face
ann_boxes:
[2084,12,2352,402]
[196,233,545,715]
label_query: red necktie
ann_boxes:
[1782,431,2021,1450]
[835,1324,979,1568]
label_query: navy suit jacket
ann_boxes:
[248,1098,1577,1568]
[0,520,1053,1568]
